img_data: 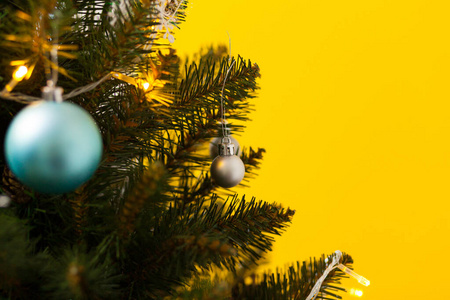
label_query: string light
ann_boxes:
[112,72,137,86]
[337,264,370,286]
[111,73,150,92]
[0,2,170,102]
[1,71,163,104]
[305,250,370,300]
[0,3,169,103]
[110,72,171,106]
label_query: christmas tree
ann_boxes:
[0,1,362,299]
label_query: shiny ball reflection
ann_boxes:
[210,155,245,188]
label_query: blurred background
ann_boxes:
[175,1,450,299]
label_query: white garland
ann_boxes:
[155,0,185,43]
[109,0,184,43]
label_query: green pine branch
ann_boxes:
[44,245,122,300]
[232,253,353,300]
[177,147,266,204]
[118,195,294,297]
[0,213,122,300]
[158,55,260,201]
[0,214,51,299]
[167,253,354,300]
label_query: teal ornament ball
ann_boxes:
[4,101,103,194]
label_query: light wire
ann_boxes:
[305,251,343,300]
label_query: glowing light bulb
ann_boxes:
[13,66,28,81]
[337,264,370,286]
[110,72,137,85]
[1,65,30,93]
[142,82,150,90]
[350,288,363,297]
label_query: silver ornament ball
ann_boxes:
[210,155,245,188]
[210,137,245,188]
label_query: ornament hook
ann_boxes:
[217,138,235,156]
[42,86,63,103]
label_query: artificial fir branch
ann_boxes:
[160,55,260,200]
[178,56,260,109]
[2,166,33,204]
[48,246,121,300]
[75,0,159,81]
[241,147,266,177]
[232,253,353,300]
[118,162,166,237]
[119,196,294,297]
[179,147,266,204]
[70,187,89,239]
[178,172,214,204]
[0,214,51,299]
[0,0,186,100]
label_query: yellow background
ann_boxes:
[175,1,450,299]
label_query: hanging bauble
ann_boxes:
[4,87,103,194]
[209,135,241,158]
[210,137,245,188]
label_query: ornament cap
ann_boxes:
[42,85,63,103]
[217,137,235,156]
